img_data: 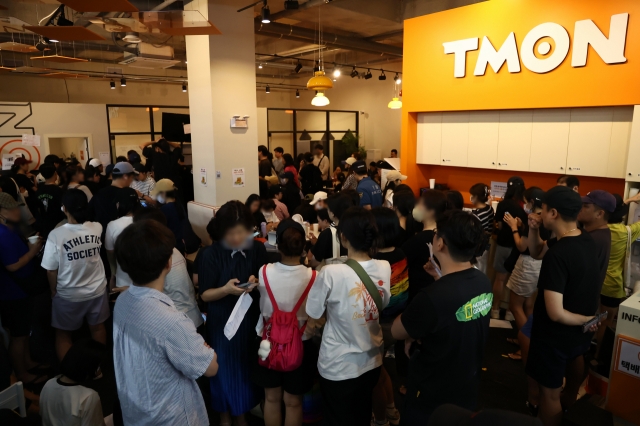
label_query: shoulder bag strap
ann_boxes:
[624,226,633,289]
[262,265,280,314]
[295,270,317,333]
[330,226,340,259]
[345,259,383,313]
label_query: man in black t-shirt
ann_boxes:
[526,186,600,426]
[392,210,492,425]
[34,165,65,237]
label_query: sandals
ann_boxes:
[507,351,522,361]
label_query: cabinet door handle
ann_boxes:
[629,173,633,176]
[498,163,507,166]
[560,167,564,170]
[568,167,572,170]
[492,162,495,165]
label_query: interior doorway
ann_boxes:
[47,137,89,165]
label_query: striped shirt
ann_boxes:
[473,205,495,234]
[342,173,358,191]
[130,176,156,197]
[113,285,214,426]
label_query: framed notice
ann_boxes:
[232,168,245,187]
[614,336,640,379]
[491,181,507,199]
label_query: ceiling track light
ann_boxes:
[294,60,302,74]
[110,80,116,89]
[261,1,271,24]
[394,73,401,84]
[332,65,341,78]
[364,69,372,80]
[350,66,358,78]
[182,83,187,92]
[258,63,263,69]
[296,89,300,98]
[266,85,270,93]
[120,78,127,87]
[379,70,386,81]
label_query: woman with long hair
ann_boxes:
[492,176,527,319]
[283,153,300,188]
[469,183,494,274]
[199,201,266,426]
[306,207,391,426]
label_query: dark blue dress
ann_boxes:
[198,241,266,416]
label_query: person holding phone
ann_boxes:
[199,201,266,426]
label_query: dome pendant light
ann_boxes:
[307,70,333,91]
[311,91,330,107]
[388,97,402,109]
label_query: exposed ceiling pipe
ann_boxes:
[267,0,340,22]
[255,21,402,57]
[365,29,403,42]
[151,0,180,11]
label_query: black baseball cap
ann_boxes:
[276,218,305,245]
[133,162,148,173]
[581,190,616,213]
[527,187,545,209]
[508,176,525,187]
[351,160,367,175]
[542,186,582,217]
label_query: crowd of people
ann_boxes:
[0,142,637,426]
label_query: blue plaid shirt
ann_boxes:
[114,285,214,426]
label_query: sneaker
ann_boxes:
[386,407,400,426]
[491,309,500,320]
[93,367,103,381]
[505,311,515,321]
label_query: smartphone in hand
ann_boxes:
[582,312,608,333]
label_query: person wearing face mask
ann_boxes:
[198,201,266,426]
[308,193,354,269]
[152,178,187,254]
[401,190,448,301]
[309,191,328,211]
[0,193,47,391]
[492,176,527,320]
[392,210,491,425]
[382,171,408,208]
[42,189,109,362]
[502,187,546,360]
[469,183,495,274]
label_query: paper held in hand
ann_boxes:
[224,292,253,340]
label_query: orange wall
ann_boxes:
[401,0,636,196]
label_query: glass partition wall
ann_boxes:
[267,108,359,171]
[106,105,190,165]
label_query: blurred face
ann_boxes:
[74,170,84,183]
[577,203,603,225]
[541,204,557,228]
[249,200,259,213]
[391,151,397,158]
[136,172,147,181]
[315,200,326,210]
[19,163,29,173]
[224,224,251,249]
[0,206,20,223]
[317,216,330,231]
[275,151,282,159]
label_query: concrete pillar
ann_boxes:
[185,0,259,206]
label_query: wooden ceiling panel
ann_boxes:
[30,55,89,63]
[43,72,90,79]
[24,26,106,41]
[58,0,138,13]
[0,42,42,53]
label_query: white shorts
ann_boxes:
[506,255,542,298]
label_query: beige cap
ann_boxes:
[386,170,407,181]
[345,157,357,166]
[309,191,328,205]
[151,179,176,196]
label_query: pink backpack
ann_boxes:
[258,266,316,372]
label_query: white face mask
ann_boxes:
[412,206,425,222]
[61,206,64,213]
[314,203,323,211]
[524,205,533,215]
[156,194,166,204]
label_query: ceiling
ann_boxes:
[0,0,484,87]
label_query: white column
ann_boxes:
[185,0,259,206]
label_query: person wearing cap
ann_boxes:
[0,192,45,388]
[594,190,640,360]
[254,219,317,426]
[309,191,328,211]
[269,185,290,221]
[34,164,65,237]
[342,157,359,191]
[525,186,601,426]
[492,176,527,319]
[352,160,383,210]
[88,162,139,248]
[87,158,109,190]
[382,170,408,208]
[105,188,140,291]
[299,153,324,196]
[42,189,109,362]
[152,179,187,254]
[501,187,546,360]
[130,162,156,203]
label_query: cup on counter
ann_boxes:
[28,235,40,244]
[267,231,277,246]
[429,179,435,189]
[491,201,499,213]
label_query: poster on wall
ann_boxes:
[2,154,15,170]
[200,168,208,187]
[233,168,245,187]
[615,338,640,379]
[99,152,111,167]
[21,134,40,147]
[491,181,507,199]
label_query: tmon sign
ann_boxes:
[444,13,629,78]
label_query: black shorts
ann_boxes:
[600,294,625,308]
[525,337,591,389]
[252,339,317,396]
[319,367,381,426]
[0,297,33,337]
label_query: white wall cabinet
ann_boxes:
[497,110,533,172]
[416,113,442,165]
[416,106,635,180]
[529,109,571,174]
[467,111,500,169]
[440,112,469,167]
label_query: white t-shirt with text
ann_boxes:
[256,263,315,341]
[306,259,391,381]
[41,222,106,301]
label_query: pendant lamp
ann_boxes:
[321,132,335,142]
[299,129,312,140]
[388,97,402,109]
[311,92,330,107]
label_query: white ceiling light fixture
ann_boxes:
[311,91,330,107]
[332,64,341,78]
[123,32,142,44]
[394,73,401,84]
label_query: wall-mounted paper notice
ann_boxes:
[2,154,15,170]
[200,168,207,186]
[183,124,191,134]
[98,152,111,166]
[22,134,40,147]
[233,168,245,187]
